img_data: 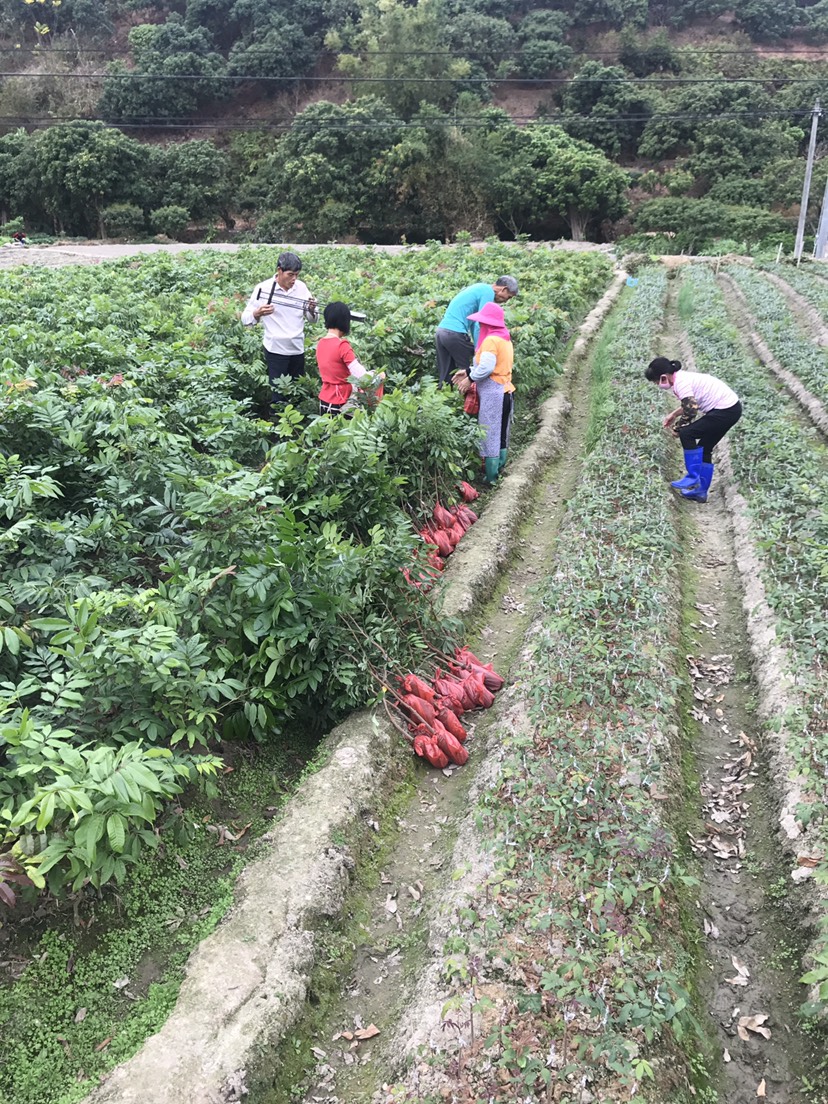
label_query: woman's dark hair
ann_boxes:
[644,356,681,383]
[324,301,352,335]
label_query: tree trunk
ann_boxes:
[569,205,587,242]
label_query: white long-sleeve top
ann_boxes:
[241,276,318,355]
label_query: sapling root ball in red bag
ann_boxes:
[399,674,435,703]
[422,737,449,769]
[434,725,469,766]
[432,503,454,529]
[448,523,466,547]
[437,707,467,742]
[456,505,478,528]
[427,551,446,572]
[402,694,436,726]
[459,481,479,503]
[432,530,454,558]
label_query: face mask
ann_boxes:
[658,378,672,390]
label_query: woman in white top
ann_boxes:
[645,357,742,503]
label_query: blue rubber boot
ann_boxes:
[498,448,508,473]
[484,456,500,484]
[682,463,714,503]
[671,447,703,490]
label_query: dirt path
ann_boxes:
[0,240,615,272]
[682,504,810,1102]
[263,333,597,1104]
[669,304,816,1102]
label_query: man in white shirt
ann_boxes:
[241,251,319,406]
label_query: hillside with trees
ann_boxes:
[1,0,828,246]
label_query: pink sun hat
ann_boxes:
[466,301,506,326]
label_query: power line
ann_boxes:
[2,70,828,83]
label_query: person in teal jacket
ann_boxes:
[435,275,518,385]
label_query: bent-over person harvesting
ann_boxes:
[435,276,518,385]
[645,357,742,503]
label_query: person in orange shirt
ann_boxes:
[454,301,515,484]
[315,302,383,414]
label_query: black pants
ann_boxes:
[265,350,306,405]
[679,401,742,462]
[435,328,474,385]
[319,400,347,415]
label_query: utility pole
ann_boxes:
[794,99,822,263]
[815,177,828,260]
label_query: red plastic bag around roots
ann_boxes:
[399,674,435,703]
[412,728,450,769]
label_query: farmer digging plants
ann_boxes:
[645,356,742,503]
[315,301,384,415]
[453,302,515,485]
[241,250,318,407]
[435,275,518,385]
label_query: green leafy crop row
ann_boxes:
[0,244,611,897]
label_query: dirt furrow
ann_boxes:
[669,291,824,1101]
[680,494,811,1103]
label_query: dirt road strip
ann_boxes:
[681,480,812,1102]
[78,270,626,1104]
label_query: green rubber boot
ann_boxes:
[484,456,500,484]
[498,448,508,473]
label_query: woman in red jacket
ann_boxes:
[316,302,383,414]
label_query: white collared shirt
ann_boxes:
[241,276,317,355]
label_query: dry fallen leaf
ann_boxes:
[74,1007,87,1024]
[384,895,397,915]
[94,1037,113,1053]
[723,1048,731,1063]
[727,955,750,986]
[757,1079,766,1097]
[703,918,720,939]
[737,1014,771,1041]
[407,884,421,901]
[354,1024,380,1041]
